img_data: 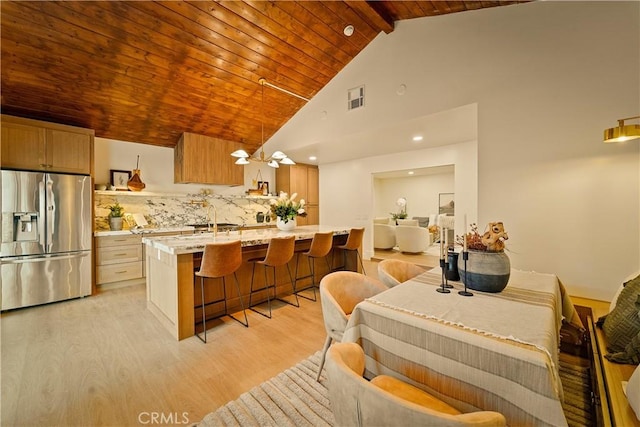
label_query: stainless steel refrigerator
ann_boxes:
[1,170,92,310]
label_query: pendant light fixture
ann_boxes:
[603,115,640,143]
[231,78,306,167]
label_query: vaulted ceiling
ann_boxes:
[1,1,527,157]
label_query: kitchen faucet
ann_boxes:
[206,205,218,235]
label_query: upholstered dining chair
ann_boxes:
[377,259,426,288]
[325,342,508,427]
[316,271,387,381]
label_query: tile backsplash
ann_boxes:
[94,191,273,231]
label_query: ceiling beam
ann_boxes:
[344,1,395,34]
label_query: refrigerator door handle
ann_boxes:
[45,175,55,252]
[1,251,89,264]
[38,179,46,250]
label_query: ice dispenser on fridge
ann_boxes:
[12,212,39,242]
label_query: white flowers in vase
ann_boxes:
[269,192,307,223]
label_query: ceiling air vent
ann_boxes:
[348,85,365,111]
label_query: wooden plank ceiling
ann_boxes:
[1,1,526,155]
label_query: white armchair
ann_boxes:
[374,224,396,249]
[396,225,430,253]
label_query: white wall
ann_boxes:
[94,137,276,195]
[284,2,640,301]
[321,140,478,258]
[374,172,454,220]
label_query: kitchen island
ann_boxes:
[143,225,355,340]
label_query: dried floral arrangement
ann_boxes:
[456,222,509,252]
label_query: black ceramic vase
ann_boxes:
[457,250,510,293]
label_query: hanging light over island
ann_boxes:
[231,77,307,168]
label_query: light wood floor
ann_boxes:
[1,259,383,427]
[372,247,440,269]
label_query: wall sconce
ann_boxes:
[604,115,640,143]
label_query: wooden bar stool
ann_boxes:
[332,227,366,274]
[248,235,299,318]
[195,240,248,343]
[294,231,334,302]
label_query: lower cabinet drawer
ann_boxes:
[97,245,142,265]
[97,261,143,284]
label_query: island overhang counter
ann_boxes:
[143,225,355,340]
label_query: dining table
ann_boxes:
[342,268,582,427]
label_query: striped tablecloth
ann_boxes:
[342,269,573,427]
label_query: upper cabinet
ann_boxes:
[1,115,94,175]
[276,163,319,225]
[174,132,243,185]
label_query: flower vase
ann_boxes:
[457,250,510,293]
[276,216,296,231]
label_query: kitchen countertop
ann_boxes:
[94,222,275,237]
[142,225,351,255]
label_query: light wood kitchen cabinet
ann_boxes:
[96,234,144,285]
[276,163,319,225]
[1,114,93,174]
[306,166,319,205]
[96,231,193,287]
[174,132,244,185]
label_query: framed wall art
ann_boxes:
[110,169,131,190]
[258,181,269,195]
[438,193,455,215]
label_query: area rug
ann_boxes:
[197,351,334,426]
[197,351,592,427]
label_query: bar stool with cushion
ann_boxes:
[332,227,366,275]
[248,235,299,318]
[294,231,334,302]
[195,240,248,343]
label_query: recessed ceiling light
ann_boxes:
[343,25,354,37]
[309,156,317,161]
[412,135,423,142]
[408,171,414,175]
